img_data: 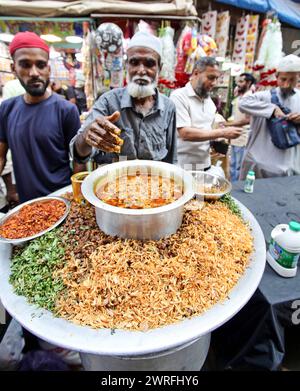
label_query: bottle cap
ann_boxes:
[289,221,300,232]
[248,170,255,176]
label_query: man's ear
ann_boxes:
[157,57,162,72]
[190,69,198,81]
[193,69,199,77]
[10,62,16,75]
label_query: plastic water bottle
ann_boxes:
[267,221,300,277]
[244,170,255,193]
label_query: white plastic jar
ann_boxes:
[267,221,300,277]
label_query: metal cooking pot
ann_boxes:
[81,160,195,240]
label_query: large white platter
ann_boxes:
[0,186,266,356]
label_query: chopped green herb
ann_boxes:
[220,193,243,219]
[10,228,66,312]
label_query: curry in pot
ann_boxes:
[95,172,183,209]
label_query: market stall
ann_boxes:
[0,17,95,109]
[216,0,300,29]
[88,14,204,98]
[0,39,13,87]
[0,0,197,18]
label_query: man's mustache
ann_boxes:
[27,79,45,85]
[131,75,153,83]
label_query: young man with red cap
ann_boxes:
[0,32,83,368]
[0,32,81,203]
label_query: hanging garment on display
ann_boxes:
[254,18,283,88]
[256,20,283,71]
[160,25,176,82]
[215,11,230,58]
[245,15,259,72]
[201,11,218,39]
[232,15,250,67]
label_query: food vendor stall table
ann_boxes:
[0,186,266,371]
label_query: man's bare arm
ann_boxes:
[0,142,8,175]
[178,126,242,142]
[2,173,19,208]
[225,118,249,127]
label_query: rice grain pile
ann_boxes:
[54,199,253,331]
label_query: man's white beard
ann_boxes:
[280,87,294,99]
[127,75,157,98]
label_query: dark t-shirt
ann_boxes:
[0,94,81,202]
[54,88,68,100]
[66,86,87,114]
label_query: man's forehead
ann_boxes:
[14,47,49,61]
[204,65,220,75]
[127,47,159,60]
[278,72,298,78]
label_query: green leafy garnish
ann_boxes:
[10,229,65,312]
[220,193,243,219]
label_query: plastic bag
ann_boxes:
[0,319,24,371]
[38,339,82,366]
[160,26,176,81]
[19,350,69,371]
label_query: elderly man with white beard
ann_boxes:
[239,54,300,179]
[71,31,177,165]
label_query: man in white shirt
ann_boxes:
[170,57,242,170]
[239,54,300,179]
[2,78,25,100]
[225,73,256,181]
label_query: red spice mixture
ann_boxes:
[0,199,66,239]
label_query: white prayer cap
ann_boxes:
[277,54,300,72]
[127,31,162,57]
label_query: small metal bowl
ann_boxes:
[0,196,70,246]
[190,171,232,201]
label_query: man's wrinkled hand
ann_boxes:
[286,113,300,124]
[273,106,285,119]
[84,111,124,153]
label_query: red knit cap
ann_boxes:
[9,32,49,56]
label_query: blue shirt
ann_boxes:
[70,87,177,165]
[0,93,81,202]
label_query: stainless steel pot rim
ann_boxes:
[82,160,195,215]
[0,196,70,245]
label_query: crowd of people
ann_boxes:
[0,29,300,370]
[1,30,299,207]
